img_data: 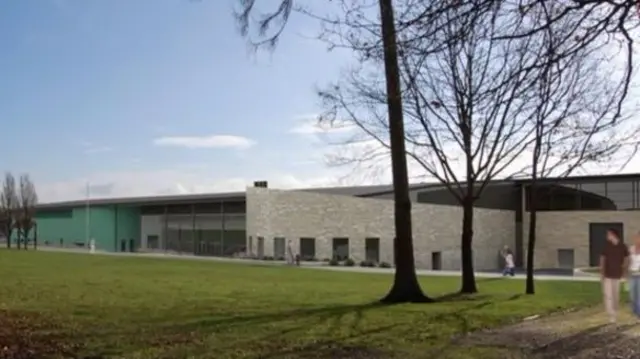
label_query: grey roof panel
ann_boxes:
[41,172,640,211]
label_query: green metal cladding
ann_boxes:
[34,205,141,251]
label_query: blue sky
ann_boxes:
[0,0,361,202]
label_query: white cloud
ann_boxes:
[289,115,355,135]
[153,135,255,149]
[80,141,113,155]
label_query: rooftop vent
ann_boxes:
[253,181,268,188]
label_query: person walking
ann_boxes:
[600,228,629,323]
[502,248,515,277]
[286,240,294,265]
[628,233,640,317]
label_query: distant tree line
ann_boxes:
[0,172,38,250]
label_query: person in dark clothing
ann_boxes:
[600,228,629,323]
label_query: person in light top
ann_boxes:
[502,248,515,277]
[628,233,640,317]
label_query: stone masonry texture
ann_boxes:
[523,211,640,269]
[246,187,515,271]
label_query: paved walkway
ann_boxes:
[34,246,598,282]
[463,307,640,358]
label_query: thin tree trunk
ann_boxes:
[378,0,431,303]
[16,231,21,250]
[5,228,10,249]
[526,183,537,294]
[460,197,477,293]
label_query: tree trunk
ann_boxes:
[5,228,10,249]
[16,230,20,250]
[460,197,477,293]
[525,183,537,294]
[378,0,431,304]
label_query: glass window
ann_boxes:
[273,237,285,259]
[365,237,380,263]
[332,237,349,260]
[605,181,634,210]
[147,235,159,249]
[300,237,316,260]
[549,184,580,210]
[579,182,616,210]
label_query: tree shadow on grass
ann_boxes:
[165,301,393,333]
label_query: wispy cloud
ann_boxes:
[80,141,113,154]
[289,115,355,135]
[153,135,255,149]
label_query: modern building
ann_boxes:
[32,173,640,271]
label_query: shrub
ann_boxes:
[360,260,375,267]
[275,256,285,261]
[263,256,274,261]
[378,261,392,268]
[344,258,356,267]
[328,258,340,266]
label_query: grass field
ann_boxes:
[0,250,602,359]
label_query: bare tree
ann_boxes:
[232,0,639,297]
[234,0,432,302]
[0,173,17,249]
[16,174,38,251]
[317,2,561,294]
[518,2,640,294]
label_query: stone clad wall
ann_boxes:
[246,187,515,271]
[523,211,640,269]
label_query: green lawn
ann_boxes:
[0,250,601,359]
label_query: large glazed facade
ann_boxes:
[31,173,640,271]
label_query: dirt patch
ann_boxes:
[0,310,82,359]
[247,340,394,359]
[461,307,640,358]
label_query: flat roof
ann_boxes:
[36,172,640,210]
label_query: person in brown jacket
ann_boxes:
[600,228,629,323]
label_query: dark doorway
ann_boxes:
[589,222,624,266]
[332,238,349,260]
[257,237,264,259]
[300,238,316,259]
[120,239,126,252]
[273,237,285,259]
[129,239,135,253]
[432,251,442,270]
[365,238,380,263]
[557,248,575,269]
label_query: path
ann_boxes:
[462,307,640,358]
[33,247,598,281]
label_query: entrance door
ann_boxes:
[273,237,285,259]
[432,251,442,270]
[257,237,264,258]
[129,239,135,253]
[120,239,126,252]
[589,222,624,266]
